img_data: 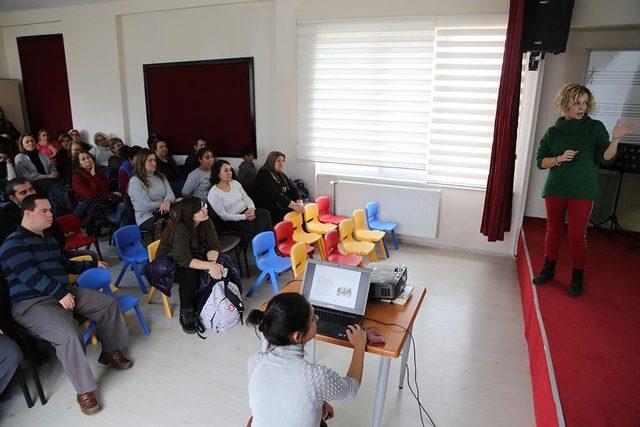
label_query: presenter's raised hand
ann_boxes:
[612,120,636,140]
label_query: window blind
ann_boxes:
[297,18,436,170]
[426,16,508,187]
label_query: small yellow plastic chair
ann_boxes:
[353,209,387,260]
[290,242,308,279]
[145,240,173,318]
[304,203,337,236]
[284,211,326,260]
[68,255,99,345]
[338,219,377,262]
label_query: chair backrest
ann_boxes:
[114,225,142,256]
[324,230,340,255]
[304,203,320,224]
[316,196,330,213]
[56,214,82,234]
[148,239,160,262]
[283,211,303,231]
[252,231,277,264]
[290,242,308,278]
[68,255,94,283]
[77,268,112,294]
[353,209,369,231]
[339,219,355,242]
[274,221,294,246]
[366,201,379,223]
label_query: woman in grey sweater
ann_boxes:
[128,148,176,239]
[181,147,214,201]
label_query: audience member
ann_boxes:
[181,147,213,201]
[0,330,22,396]
[55,133,74,184]
[14,133,58,195]
[253,151,303,223]
[69,129,92,151]
[72,151,125,227]
[146,133,161,150]
[0,194,132,415]
[157,197,223,334]
[128,148,176,241]
[246,293,366,426]
[0,106,20,142]
[36,129,61,166]
[108,137,126,173]
[118,145,141,194]
[152,139,184,195]
[208,159,271,236]
[0,145,16,184]
[237,146,257,184]
[183,136,208,174]
[89,132,113,167]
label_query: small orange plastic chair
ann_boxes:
[316,196,347,225]
[304,203,337,235]
[283,212,326,260]
[290,242,309,279]
[338,219,377,262]
[274,221,314,258]
[323,230,363,267]
[353,209,387,260]
[145,240,173,318]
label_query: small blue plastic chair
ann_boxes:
[246,231,291,297]
[113,225,149,294]
[77,267,151,336]
[366,202,399,251]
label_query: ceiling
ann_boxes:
[0,0,114,12]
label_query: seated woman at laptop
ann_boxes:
[246,293,367,427]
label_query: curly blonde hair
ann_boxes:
[553,83,595,115]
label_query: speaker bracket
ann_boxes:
[528,52,545,71]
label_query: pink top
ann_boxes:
[37,141,62,165]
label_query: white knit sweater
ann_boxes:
[248,339,359,427]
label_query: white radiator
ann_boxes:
[332,180,441,239]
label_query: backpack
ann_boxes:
[197,276,244,336]
[293,178,310,202]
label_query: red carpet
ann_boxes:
[518,217,640,426]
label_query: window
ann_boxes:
[297,15,509,188]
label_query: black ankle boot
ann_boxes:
[533,258,556,285]
[568,268,584,297]
[179,308,197,334]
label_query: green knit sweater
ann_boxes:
[536,115,615,201]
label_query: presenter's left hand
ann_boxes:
[322,402,334,420]
[612,120,636,140]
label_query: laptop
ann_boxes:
[301,259,372,341]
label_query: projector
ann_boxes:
[368,262,407,300]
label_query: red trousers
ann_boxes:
[543,197,593,269]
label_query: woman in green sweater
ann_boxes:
[534,83,636,297]
[157,197,224,333]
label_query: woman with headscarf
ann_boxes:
[252,151,304,224]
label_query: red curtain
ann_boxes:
[480,0,525,242]
[17,34,73,137]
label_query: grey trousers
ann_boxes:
[0,334,22,393]
[11,287,130,394]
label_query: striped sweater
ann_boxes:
[0,226,96,304]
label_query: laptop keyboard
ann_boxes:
[315,308,360,327]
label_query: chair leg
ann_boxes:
[234,247,244,277]
[93,240,104,261]
[378,240,388,259]
[115,263,128,287]
[246,270,268,297]
[381,238,390,258]
[370,249,378,262]
[24,350,46,405]
[391,229,399,249]
[268,270,280,295]
[133,263,148,294]
[146,287,156,304]
[243,244,250,276]
[133,304,151,336]
[161,294,172,318]
[15,368,34,408]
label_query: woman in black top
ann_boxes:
[253,151,304,224]
[55,132,74,184]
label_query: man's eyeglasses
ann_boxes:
[16,188,36,196]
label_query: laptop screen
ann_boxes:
[301,259,371,316]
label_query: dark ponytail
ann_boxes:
[247,293,312,347]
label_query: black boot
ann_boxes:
[179,308,197,334]
[568,268,584,297]
[533,258,556,285]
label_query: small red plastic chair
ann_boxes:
[56,214,103,260]
[274,221,313,258]
[316,196,347,225]
[323,230,363,267]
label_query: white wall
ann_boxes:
[0,0,636,255]
[524,28,640,220]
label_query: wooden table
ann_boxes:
[262,280,427,427]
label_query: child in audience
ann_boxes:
[237,146,257,184]
[246,293,366,427]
